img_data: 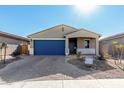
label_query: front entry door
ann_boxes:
[69,38,77,54]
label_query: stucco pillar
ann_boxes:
[96,38,99,56]
[29,39,34,55]
[65,37,69,56]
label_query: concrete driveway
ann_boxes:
[0,56,93,84]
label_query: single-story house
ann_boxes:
[28,24,101,56]
[100,32,124,57]
[0,31,29,56]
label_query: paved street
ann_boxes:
[0,79,124,88]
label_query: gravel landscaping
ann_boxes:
[67,58,115,71]
[0,56,124,84]
[0,56,23,69]
[67,56,124,79]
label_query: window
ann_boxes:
[84,40,90,48]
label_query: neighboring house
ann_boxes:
[0,31,29,56]
[100,32,124,57]
[28,24,101,56]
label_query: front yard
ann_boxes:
[0,55,124,84]
[0,56,24,69]
[67,55,124,79]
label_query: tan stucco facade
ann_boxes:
[28,24,101,56]
[77,38,96,49]
[0,35,28,45]
[0,33,29,56]
[65,29,99,38]
[100,36,124,57]
[28,25,78,38]
[65,29,100,55]
[1,44,18,56]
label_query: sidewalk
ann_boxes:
[0,79,124,88]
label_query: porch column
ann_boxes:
[65,37,69,56]
[29,38,34,55]
[96,38,99,56]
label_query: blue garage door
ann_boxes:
[34,40,65,55]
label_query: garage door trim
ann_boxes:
[32,38,65,40]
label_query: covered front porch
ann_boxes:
[66,37,96,55]
[65,29,100,56]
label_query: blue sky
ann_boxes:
[0,5,124,38]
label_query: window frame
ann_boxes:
[83,39,90,48]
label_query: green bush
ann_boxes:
[102,53,111,60]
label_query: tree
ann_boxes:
[2,42,7,63]
[0,43,2,62]
[112,41,124,64]
[0,42,7,63]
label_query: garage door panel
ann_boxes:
[34,40,65,55]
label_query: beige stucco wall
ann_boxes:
[99,41,109,57]
[0,36,28,45]
[28,25,77,38]
[96,38,99,56]
[0,36,29,56]
[0,44,18,56]
[28,25,100,56]
[77,38,96,48]
[29,25,78,55]
[66,29,100,55]
[90,39,96,48]
[77,38,83,48]
[66,29,99,38]
[100,36,124,57]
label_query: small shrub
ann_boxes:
[76,51,85,61]
[77,51,82,59]
[101,53,111,60]
[11,45,21,56]
[122,67,124,71]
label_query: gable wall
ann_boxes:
[29,25,77,38]
[66,29,99,38]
